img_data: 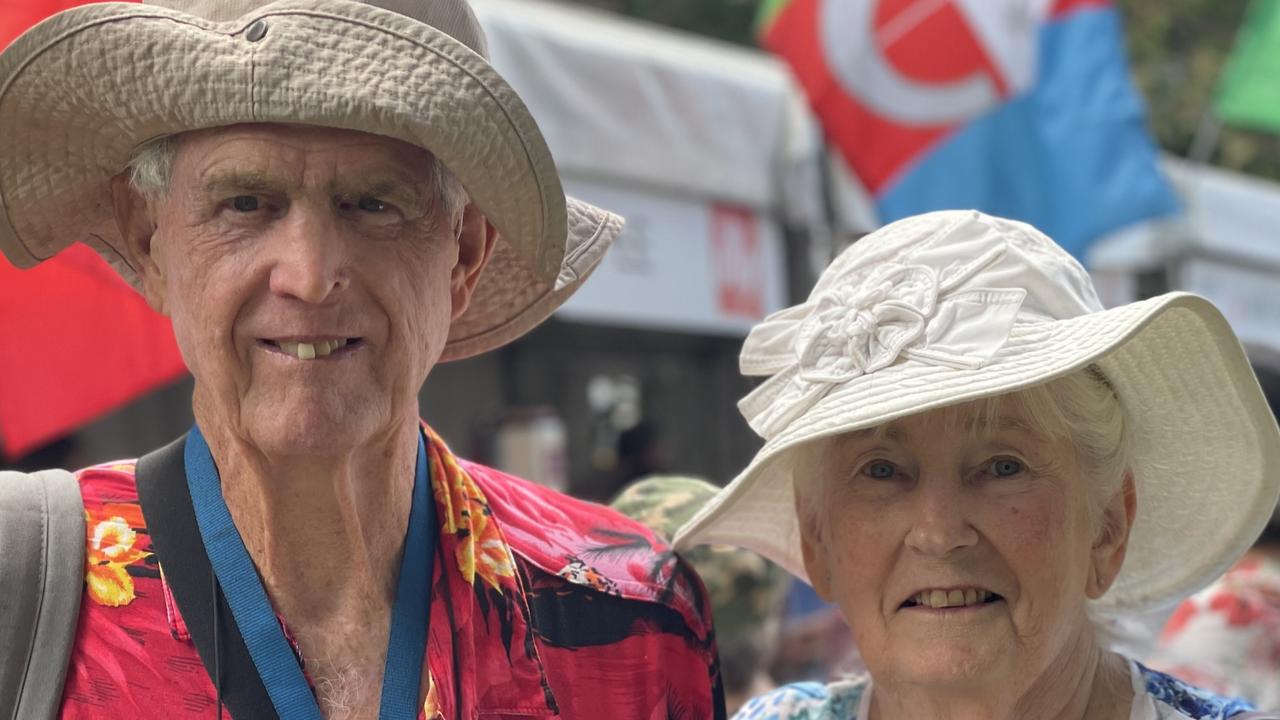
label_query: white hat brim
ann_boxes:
[675,292,1280,614]
[0,0,621,361]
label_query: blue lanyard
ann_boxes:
[184,426,435,720]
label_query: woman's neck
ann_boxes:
[867,634,1133,720]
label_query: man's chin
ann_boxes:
[242,403,388,457]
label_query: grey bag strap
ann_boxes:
[0,469,85,720]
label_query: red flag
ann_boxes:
[0,0,111,47]
[0,0,184,460]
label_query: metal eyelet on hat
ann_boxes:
[245,20,268,42]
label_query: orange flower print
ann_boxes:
[425,428,516,591]
[85,512,151,607]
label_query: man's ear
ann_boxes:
[109,173,168,315]
[1086,471,1137,599]
[450,203,498,321]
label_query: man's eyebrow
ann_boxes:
[193,169,433,205]
[330,174,431,203]
[197,170,281,195]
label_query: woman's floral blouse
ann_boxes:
[732,661,1259,720]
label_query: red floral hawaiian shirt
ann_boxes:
[58,424,723,719]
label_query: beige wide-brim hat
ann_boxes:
[674,210,1280,616]
[0,0,622,361]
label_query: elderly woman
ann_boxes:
[675,210,1280,720]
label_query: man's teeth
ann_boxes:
[277,339,349,360]
[912,589,995,609]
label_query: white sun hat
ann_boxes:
[0,0,621,361]
[674,209,1280,615]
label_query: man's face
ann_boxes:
[123,124,485,456]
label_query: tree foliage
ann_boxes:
[561,0,1280,181]
[1118,0,1280,180]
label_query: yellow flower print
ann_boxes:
[85,513,150,607]
[424,428,517,591]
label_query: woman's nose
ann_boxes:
[904,476,979,557]
[267,206,352,304]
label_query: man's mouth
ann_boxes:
[261,338,362,360]
[900,588,1003,610]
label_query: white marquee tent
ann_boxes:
[472,0,840,335]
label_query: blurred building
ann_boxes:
[1091,156,1280,411]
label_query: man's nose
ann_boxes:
[904,475,979,557]
[267,205,351,304]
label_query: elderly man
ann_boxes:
[0,1,723,719]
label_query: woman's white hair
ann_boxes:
[125,133,470,225]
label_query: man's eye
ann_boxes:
[231,196,260,212]
[357,197,387,213]
[989,458,1024,477]
[863,460,897,480]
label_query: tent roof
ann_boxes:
[472,0,823,223]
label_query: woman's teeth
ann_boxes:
[910,589,997,609]
[277,339,350,360]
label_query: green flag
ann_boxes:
[1217,0,1280,132]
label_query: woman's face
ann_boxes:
[797,397,1131,692]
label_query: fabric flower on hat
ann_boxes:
[793,263,938,384]
[739,244,1027,439]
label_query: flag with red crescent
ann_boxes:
[760,0,1177,257]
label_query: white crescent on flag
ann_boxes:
[820,0,1053,125]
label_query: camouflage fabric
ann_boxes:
[611,475,791,692]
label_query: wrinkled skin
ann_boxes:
[116,123,491,459]
[796,397,1136,720]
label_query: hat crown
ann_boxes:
[817,210,1103,323]
[143,0,489,56]
[736,210,1106,439]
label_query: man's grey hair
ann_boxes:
[126,133,470,225]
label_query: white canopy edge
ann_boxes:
[1090,155,1280,272]
[471,0,826,227]
[1088,156,1280,362]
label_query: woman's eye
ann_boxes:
[231,195,259,212]
[863,460,898,480]
[357,197,387,213]
[989,458,1024,477]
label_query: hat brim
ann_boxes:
[674,292,1280,614]
[0,0,621,361]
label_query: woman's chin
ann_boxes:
[879,637,1011,688]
